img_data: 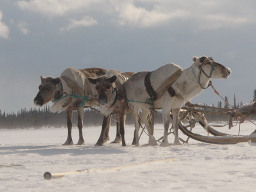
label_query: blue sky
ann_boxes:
[0,0,256,113]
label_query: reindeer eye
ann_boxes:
[105,85,111,89]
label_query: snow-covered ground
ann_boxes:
[1,122,256,192]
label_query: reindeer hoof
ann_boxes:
[103,137,110,143]
[95,141,104,146]
[161,143,170,147]
[111,137,121,144]
[76,139,85,145]
[149,136,158,146]
[149,142,158,146]
[160,140,170,147]
[173,140,182,145]
[63,139,73,145]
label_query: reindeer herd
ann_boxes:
[34,56,231,146]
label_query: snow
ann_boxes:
[1,123,256,192]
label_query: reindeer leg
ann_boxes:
[130,109,140,146]
[63,109,73,145]
[150,110,155,136]
[119,112,126,146]
[111,114,121,143]
[161,109,170,147]
[77,108,85,145]
[142,110,157,146]
[134,116,140,146]
[128,104,140,146]
[103,116,110,143]
[95,116,111,146]
[132,129,136,145]
[173,108,181,145]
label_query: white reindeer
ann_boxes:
[124,56,231,146]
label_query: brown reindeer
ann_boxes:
[88,70,133,146]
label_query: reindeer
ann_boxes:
[88,70,132,146]
[34,67,118,145]
[88,66,183,146]
[124,56,231,146]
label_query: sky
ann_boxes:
[0,0,256,113]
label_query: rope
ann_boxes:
[210,83,256,127]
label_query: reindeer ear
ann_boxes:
[88,78,98,84]
[52,78,61,85]
[108,75,117,83]
[193,56,200,66]
[40,76,47,83]
[193,56,198,62]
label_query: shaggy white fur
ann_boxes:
[125,56,231,146]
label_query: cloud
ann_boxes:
[18,23,30,35]
[113,2,188,27]
[17,0,97,16]
[0,11,10,39]
[62,16,98,31]
[198,14,250,30]
[16,0,255,29]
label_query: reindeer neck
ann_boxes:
[98,87,118,116]
[109,88,118,107]
[190,64,211,89]
[59,77,69,93]
[173,64,210,100]
[52,78,65,101]
[56,78,63,92]
[84,78,94,95]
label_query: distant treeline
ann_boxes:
[0,106,163,129]
[1,88,255,129]
[0,106,241,129]
[1,92,255,129]
[0,106,109,129]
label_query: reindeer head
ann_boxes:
[34,76,61,106]
[193,56,231,79]
[88,75,117,105]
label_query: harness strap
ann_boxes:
[144,72,157,101]
[52,92,88,107]
[192,66,211,90]
[54,80,65,100]
[52,76,90,107]
[199,61,217,78]
[53,93,68,102]
[71,94,88,107]
[167,86,175,97]
[110,88,122,107]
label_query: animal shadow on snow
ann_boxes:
[0,145,126,156]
